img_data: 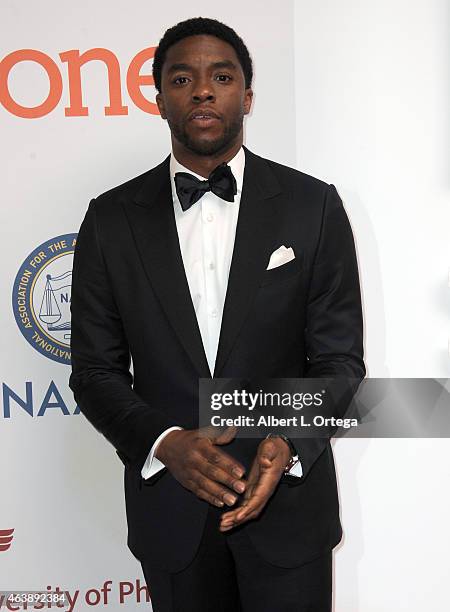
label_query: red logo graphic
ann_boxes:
[0,47,158,118]
[0,528,14,552]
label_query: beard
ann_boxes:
[167,112,244,157]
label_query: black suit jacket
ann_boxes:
[69,146,365,572]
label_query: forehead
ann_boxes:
[163,34,241,70]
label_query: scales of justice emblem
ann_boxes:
[31,251,73,349]
[39,270,72,341]
[13,233,77,365]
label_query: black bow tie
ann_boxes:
[174,162,237,211]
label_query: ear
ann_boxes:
[243,88,253,116]
[156,93,167,119]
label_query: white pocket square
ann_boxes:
[266,245,295,270]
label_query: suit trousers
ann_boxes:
[141,504,332,612]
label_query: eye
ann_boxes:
[215,74,232,82]
[173,76,190,85]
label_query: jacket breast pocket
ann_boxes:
[260,257,302,287]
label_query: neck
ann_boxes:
[171,139,242,178]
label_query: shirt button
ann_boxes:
[206,213,214,222]
[208,262,215,270]
[211,309,218,318]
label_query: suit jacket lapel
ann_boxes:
[124,148,283,381]
[125,156,211,379]
[213,147,282,377]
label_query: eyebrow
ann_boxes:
[167,60,238,74]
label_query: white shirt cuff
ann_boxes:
[286,457,303,478]
[141,426,183,480]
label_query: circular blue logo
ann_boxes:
[12,234,77,365]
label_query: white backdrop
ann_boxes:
[1,1,448,611]
[294,1,449,610]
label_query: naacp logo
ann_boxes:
[12,234,77,365]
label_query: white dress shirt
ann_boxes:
[141,147,302,479]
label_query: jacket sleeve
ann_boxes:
[69,199,178,471]
[295,183,365,481]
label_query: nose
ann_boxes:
[192,77,215,103]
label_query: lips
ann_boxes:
[188,109,221,121]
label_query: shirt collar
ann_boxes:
[169,146,245,203]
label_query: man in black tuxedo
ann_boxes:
[69,16,365,612]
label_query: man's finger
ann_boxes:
[191,485,225,508]
[191,475,239,507]
[220,482,266,525]
[219,466,281,529]
[221,487,266,521]
[219,502,263,530]
[219,455,263,524]
[199,462,246,494]
[258,438,280,462]
[220,499,266,532]
[211,425,238,445]
[198,425,237,446]
[202,444,246,479]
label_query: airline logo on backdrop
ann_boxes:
[0,47,159,118]
[0,528,14,552]
[12,234,76,365]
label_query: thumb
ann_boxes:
[258,438,278,464]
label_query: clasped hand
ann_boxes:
[156,426,291,532]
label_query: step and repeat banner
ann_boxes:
[1,2,296,610]
[3,2,448,611]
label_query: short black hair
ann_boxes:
[153,17,253,93]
